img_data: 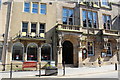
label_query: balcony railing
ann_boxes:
[56,24,81,32]
[56,24,120,36]
[102,29,119,36]
[11,31,45,40]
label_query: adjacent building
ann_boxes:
[0,0,120,70]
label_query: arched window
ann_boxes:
[0,42,3,60]
[12,42,24,61]
[41,44,51,61]
[27,43,38,61]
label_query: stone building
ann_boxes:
[0,0,120,70]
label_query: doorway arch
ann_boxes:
[62,41,73,64]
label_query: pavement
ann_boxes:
[0,64,119,79]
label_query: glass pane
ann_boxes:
[63,17,67,24]
[40,30,44,33]
[32,9,38,13]
[68,9,73,17]
[102,15,107,29]
[24,8,30,12]
[107,16,111,29]
[69,18,73,25]
[63,12,67,17]
[93,12,97,28]
[32,3,38,13]
[22,22,28,32]
[22,29,27,32]
[24,2,30,12]
[88,42,94,56]
[82,10,87,27]
[41,9,46,14]
[40,4,46,14]
[41,4,46,9]
[40,24,45,29]
[88,11,92,28]
[25,3,29,7]
[102,0,108,6]
[31,23,36,33]
[63,8,67,14]
[31,24,36,28]
[33,3,38,7]
[40,24,45,33]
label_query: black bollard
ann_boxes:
[63,61,65,76]
[39,62,41,77]
[10,63,13,79]
[115,63,117,70]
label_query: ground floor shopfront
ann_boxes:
[0,32,119,71]
[56,29,119,67]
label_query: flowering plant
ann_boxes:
[45,64,57,69]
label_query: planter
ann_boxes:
[45,68,58,76]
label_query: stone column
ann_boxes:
[57,34,63,68]
[28,22,31,35]
[57,33,63,76]
[23,44,27,62]
[77,35,83,67]
[37,22,39,36]
[116,39,120,63]
[38,47,41,62]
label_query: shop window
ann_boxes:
[27,43,38,61]
[62,8,74,25]
[22,22,28,33]
[41,44,51,61]
[12,42,24,61]
[88,42,94,56]
[31,23,37,33]
[107,42,112,56]
[24,2,30,12]
[32,2,38,13]
[40,4,46,14]
[0,42,3,60]
[102,14,111,30]
[82,10,98,28]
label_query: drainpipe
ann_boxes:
[2,0,13,71]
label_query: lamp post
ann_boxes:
[1,1,12,71]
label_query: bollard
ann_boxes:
[63,61,65,76]
[115,63,117,70]
[39,62,41,77]
[10,63,13,79]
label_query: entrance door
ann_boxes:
[62,41,73,64]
